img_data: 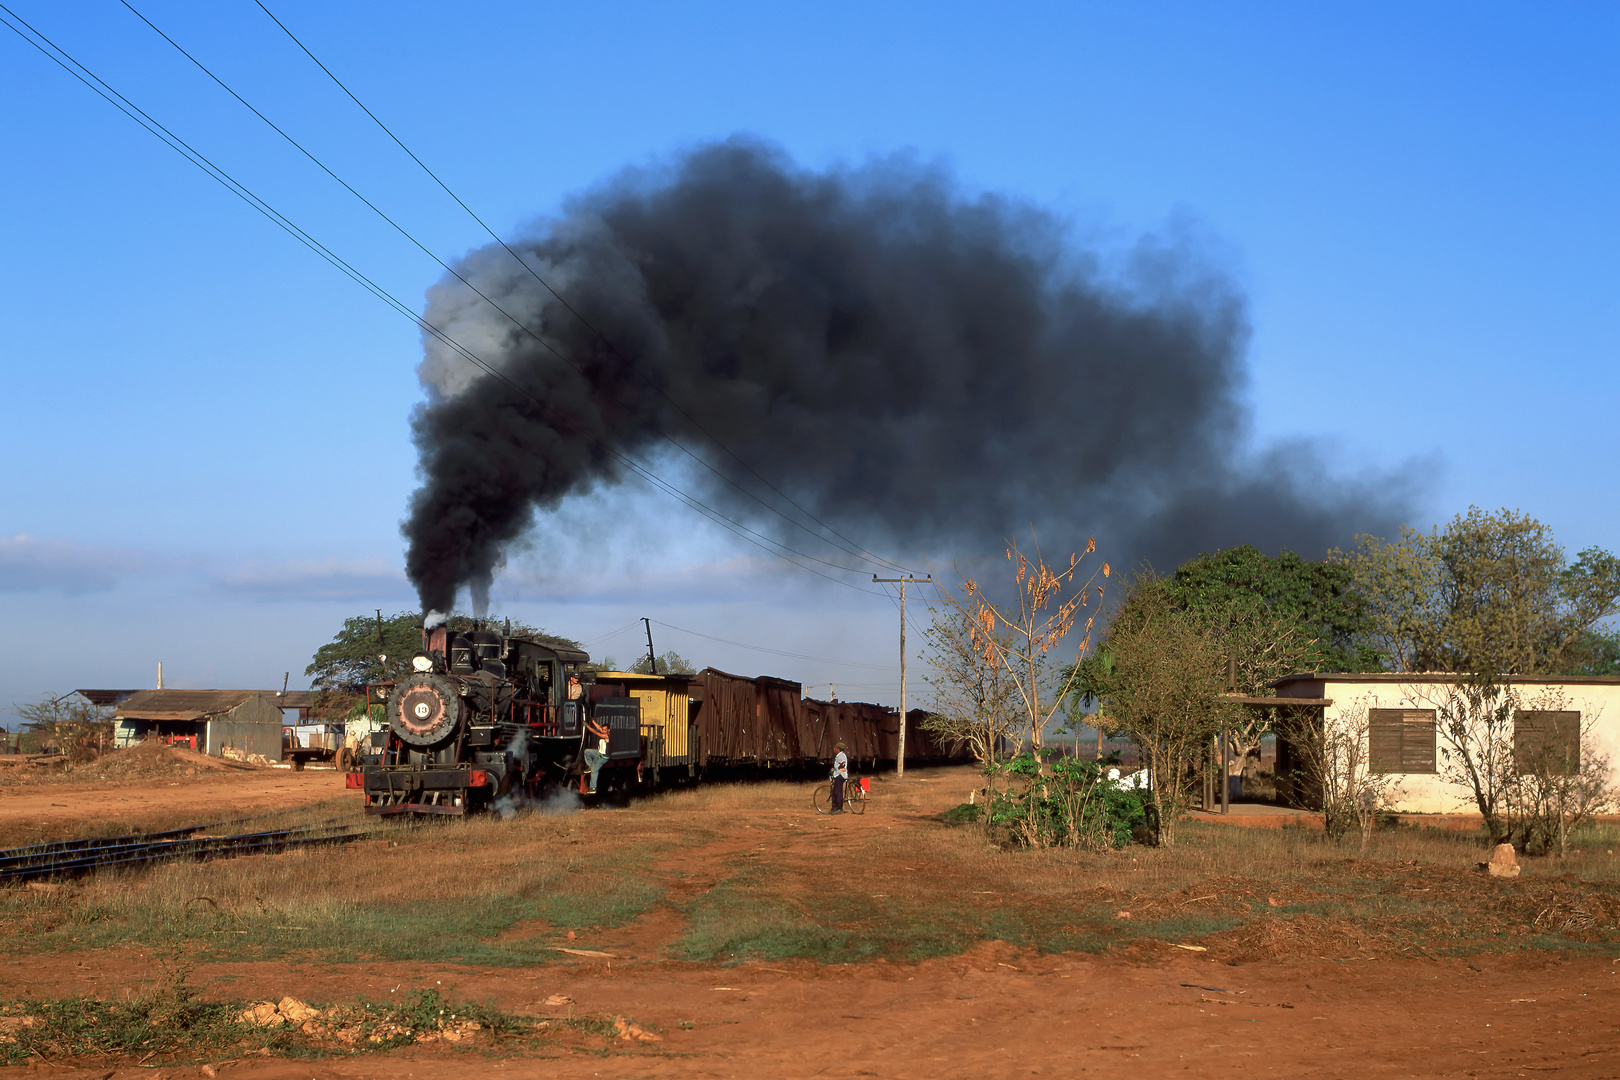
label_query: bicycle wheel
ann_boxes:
[847,781,867,815]
[813,783,833,815]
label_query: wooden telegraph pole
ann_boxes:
[873,574,931,778]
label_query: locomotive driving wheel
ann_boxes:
[387,672,462,748]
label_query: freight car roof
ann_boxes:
[595,670,695,682]
[698,667,803,693]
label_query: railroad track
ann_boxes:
[0,820,372,885]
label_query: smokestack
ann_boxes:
[157,661,164,690]
[402,138,1414,610]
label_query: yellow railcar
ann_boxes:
[594,671,695,776]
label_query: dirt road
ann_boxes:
[5,944,1616,1078]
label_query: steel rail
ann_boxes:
[1,824,372,884]
[0,817,351,869]
[0,829,368,884]
[0,820,239,865]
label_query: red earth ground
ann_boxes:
[3,763,1618,1079]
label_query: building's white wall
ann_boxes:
[1322,678,1620,814]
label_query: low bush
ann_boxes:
[987,752,1150,850]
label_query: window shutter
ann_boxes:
[1370,709,1435,774]
[1369,710,1403,773]
[1514,711,1580,776]
[1400,712,1437,774]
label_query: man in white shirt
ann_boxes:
[831,740,848,814]
[583,713,609,794]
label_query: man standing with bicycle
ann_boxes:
[830,740,848,814]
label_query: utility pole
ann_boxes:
[873,574,931,777]
[642,618,659,675]
[1222,652,1237,815]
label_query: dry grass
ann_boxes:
[0,742,252,789]
[6,764,1620,969]
[0,800,684,966]
[668,769,1620,963]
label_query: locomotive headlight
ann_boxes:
[412,654,433,673]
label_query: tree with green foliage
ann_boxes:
[306,612,584,693]
[1068,546,1327,779]
[306,612,426,693]
[1163,544,1381,672]
[1334,508,1620,676]
[1572,627,1620,675]
[1086,573,1232,846]
[610,650,697,675]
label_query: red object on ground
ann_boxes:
[344,772,363,789]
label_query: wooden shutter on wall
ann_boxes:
[1369,709,1437,774]
[1400,711,1438,773]
[1513,711,1580,776]
[1369,710,1403,773]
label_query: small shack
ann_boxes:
[112,690,284,762]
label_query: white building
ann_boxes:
[1273,673,1620,814]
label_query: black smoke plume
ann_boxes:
[404,139,1413,613]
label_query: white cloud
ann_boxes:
[212,557,411,602]
[0,534,145,594]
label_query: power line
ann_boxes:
[248,0,917,580]
[580,621,642,649]
[0,5,886,599]
[122,0,912,581]
[651,620,895,671]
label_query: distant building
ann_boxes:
[112,690,284,762]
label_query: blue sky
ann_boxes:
[1,1,1615,720]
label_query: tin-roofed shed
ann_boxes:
[113,690,284,761]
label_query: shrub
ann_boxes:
[987,752,1149,850]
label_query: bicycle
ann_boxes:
[813,774,867,815]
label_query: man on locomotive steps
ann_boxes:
[583,711,610,795]
[830,740,849,814]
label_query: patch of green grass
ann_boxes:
[1134,914,1243,941]
[676,860,989,964]
[676,866,858,963]
[677,859,1123,963]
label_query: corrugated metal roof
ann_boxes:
[75,689,140,707]
[113,690,275,721]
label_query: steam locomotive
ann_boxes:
[347,624,656,815]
